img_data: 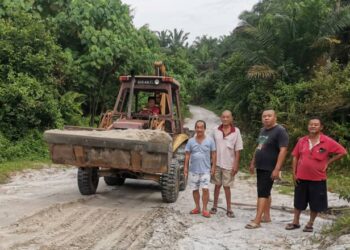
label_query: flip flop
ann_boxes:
[202,210,211,218]
[285,223,301,230]
[251,218,271,223]
[245,222,261,229]
[190,208,200,214]
[303,225,313,232]
[210,207,217,214]
[226,210,235,218]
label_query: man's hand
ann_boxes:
[249,162,255,175]
[322,163,329,172]
[184,167,188,178]
[211,167,216,176]
[292,172,298,186]
[271,169,280,180]
[231,166,238,176]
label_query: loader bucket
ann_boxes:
[44,129,173,175]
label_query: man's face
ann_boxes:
[195,122,206,136]
[308,119,322,134]
[148,99,155,108]
[262,110,277,128]
[221,112,233,126]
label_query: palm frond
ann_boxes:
[247,65,277,79]
[311,36,342,49]
[320,6,350,35]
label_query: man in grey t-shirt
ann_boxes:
[245,110,289,229]
[184,120,216,218]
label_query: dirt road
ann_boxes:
[0,105,349,250]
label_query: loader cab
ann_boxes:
[110,76,184,135]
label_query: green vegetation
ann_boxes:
[190,0,350,213]
[0,0,195,165]
[0,0,349,237]
[322,211,350,237]
[0,160,50,184]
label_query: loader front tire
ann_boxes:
[179,171,187,191]
[104,176,125,186]
[175,145,187,191]
[160,161,180,203]
[77,167,99,195]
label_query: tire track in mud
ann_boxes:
[0,197,177,250]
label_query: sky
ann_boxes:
[122,0,260,43]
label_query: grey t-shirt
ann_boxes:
[254,124,289,171]
[185,137,216,174]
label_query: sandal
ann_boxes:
[202,210,211,218]
[251,218,271,223]
[303,225,313,232]
[226,210,235,218]
[285,223,301,230]
[245,222,261,229]
[210,207,217,214]
[190,208,201,214]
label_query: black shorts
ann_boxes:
[257,169,274,198]
[294,180,328,212]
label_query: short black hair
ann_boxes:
[309,117,322,125]
[262,109,276,115]
[148,97,156,102]
[195,120,206,129]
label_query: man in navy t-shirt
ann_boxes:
[246,110,289,229]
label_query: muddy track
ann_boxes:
[0,189,183,250]
[0,105,349,250]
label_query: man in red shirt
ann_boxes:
[285,118,347,232]
[140,97,160,115]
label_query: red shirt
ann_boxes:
[292,134,347,181]
[151,106,160,115]
[140,106,160,115]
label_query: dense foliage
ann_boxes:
[0,0,349,190]
[190,0,350,177]
[0,0,349,238]
[0,0,193,162]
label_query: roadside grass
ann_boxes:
[275,183,294,195]
[275,171,294,195]
[0,159,51,184]
[322,211,350,238]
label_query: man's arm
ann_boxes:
[107,123,114,130]
[184,152,190,177]
[232,150,241,176]
[211,151,217,175]
[291,156,298,185]
[249,149,256,175]
[324,152,347,171]
[271,147,288,179]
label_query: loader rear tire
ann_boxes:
[160,161,180,203]
[77,167,99,195]
[104,176,125,186]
